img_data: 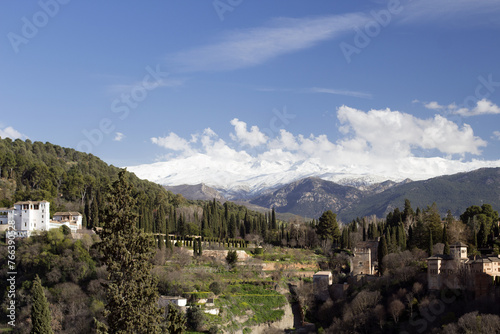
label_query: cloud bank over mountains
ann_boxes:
[129,105,500,193]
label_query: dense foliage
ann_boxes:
[0,137,177,232]
[96,171,162,333]
[30,275,53,334]
[0,138,285,244]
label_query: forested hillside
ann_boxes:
[249,168,500,221]
[341,167,500,220]
[0,138,285,242]
[0,137,180,232]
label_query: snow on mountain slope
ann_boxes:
[127,154,496,199]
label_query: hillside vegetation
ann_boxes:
[251,169,500,221]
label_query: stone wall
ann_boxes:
[352,248,372,275]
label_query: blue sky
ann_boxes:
[1,0,500,181]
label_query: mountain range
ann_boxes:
[129,163,500,222]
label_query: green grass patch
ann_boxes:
[211,283,287,331]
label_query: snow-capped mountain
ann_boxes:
[126,153,495,200]
[127,154,405,199]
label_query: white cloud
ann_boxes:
[167,13,369,72]
[399,0,500,25]
[0,126,26,140]
[470,99,500,116]
[493,131,500,140]
[310,87,373,99]
[424,101,444,110]
[151,133,193,153]
[230,118,268,147]
[338,106,486,156]
[142,105,497,190]
[113,132,125,142]
[423,98,500,117]
[164,1,500,74]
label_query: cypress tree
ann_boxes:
[377,235,388,276]
[444,242,450,255]
[442,225,449,246]
[158,234,165,250]
[478,221,488,248]
[428,228,433,256]
[271,208,277,230]
[84,196,90,229]
[341,228,348,249]
[407,225,413,249]
[91,195,99,228]
[98,171,162,333]
[30,275,53,334]
[193,238,198,254]
[165,304,186,334]
[166,235,173,251]
[228,214,236,239]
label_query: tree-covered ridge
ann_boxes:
[0,138,285,242]
[0,137,178,230]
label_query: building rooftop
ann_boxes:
[450,242,468,247]
[50,220,77,225]
[53,212,82,216]
[470,256,500,264]
[427,254,453,260]
[14,200,50,205]
[314,271,333,276]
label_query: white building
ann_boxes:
[313,271,333,301]
[50,212,83,234]
[0,201,82,237]
[158,296,188,308]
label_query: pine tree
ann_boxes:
[316,210,341,246]
[30,275,53,334]
[98,170,162,333]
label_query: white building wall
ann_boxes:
[11,201,51,236]
[49,221,79,233]
[6,201,84,237]
[39,202,49,231]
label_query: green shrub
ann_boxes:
[209,281,223,295]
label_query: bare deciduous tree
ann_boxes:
[374,304,386,329]
[388,299,405,324]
